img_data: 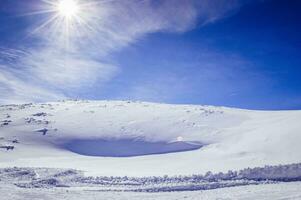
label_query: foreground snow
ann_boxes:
[1,166,301,200]
[2,182,301,200]
[1,164,301,190]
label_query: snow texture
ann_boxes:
[0,100,300,177]
[1,100,301,198]
[0,164,301,190]
[0,164,301,199]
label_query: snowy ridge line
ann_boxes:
[1,163,301,192]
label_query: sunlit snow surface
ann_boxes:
[0,100,301,177]
[0,101,301,176]
[1,100,301,199]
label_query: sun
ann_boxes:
[26,0,99,45]
[57,0,79,18]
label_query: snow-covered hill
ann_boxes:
[0,100,300,177]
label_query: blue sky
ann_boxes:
[0,0,300,110]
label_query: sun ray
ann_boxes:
[41,0,58,6]
[16,9,57,17]
[29,14,60,36]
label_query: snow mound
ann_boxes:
[63,139,203,157]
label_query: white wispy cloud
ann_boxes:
[21,48,119,89]
[0,65,65,104]
[0,0,248,103]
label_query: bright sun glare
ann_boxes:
[57,0,79,18]
[28,0,95,46]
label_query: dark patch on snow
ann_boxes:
[53,169,78,178]
[0,145,14,150]
[11,139,19,143]
[63,139,203,157]
[32,112,48,117]
[36,128,48,135]
[25,117,50,125]
[0,120,12,126]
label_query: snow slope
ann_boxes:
[0,100,300,176]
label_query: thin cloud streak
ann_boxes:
[0,66,65,104]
